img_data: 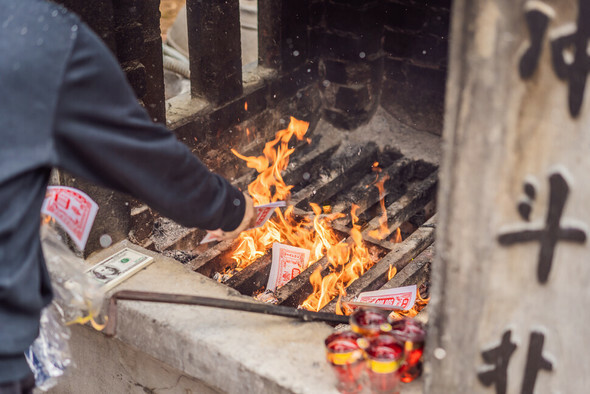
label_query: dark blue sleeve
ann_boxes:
[52,23,244,231]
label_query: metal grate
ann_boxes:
[185,136,437,314]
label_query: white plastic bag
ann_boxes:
[25,304,71,391]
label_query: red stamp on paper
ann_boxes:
[253,201,286,228]
[353,285,418,311]
[267,243,310,291]
[42,186,98,250]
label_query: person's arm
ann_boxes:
[52,23,246,232]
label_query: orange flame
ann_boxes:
[392,227,402,243]
[388,264,397,281]
[244,101,248,111]
[301,204,375,312]
[368,175,390,240]
[389,287,430,320]
[229,117,345,272]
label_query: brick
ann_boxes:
[411,35,448,67]
[323,107,375,130]
[405,64,447,94]
[321,60,348,84]
[329,0,382,12]
[325,1,384,34]
[309,1,325,27]
[424,0,452,10]
[383,3,426,31]
[384,58,406,81]
[335,86,371,112]
[383,29,415,58]
[424,9,450,38]
[322,30,383,61]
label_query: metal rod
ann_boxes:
[104,290,349,336]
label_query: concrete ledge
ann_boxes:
[63,241,337,393]
[49,240,424,393]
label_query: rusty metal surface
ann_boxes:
[104,289,349,336]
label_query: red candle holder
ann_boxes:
[389,318,425,383]
[365,333,404,394]
[349,308,391,338]
[324,331,366,394]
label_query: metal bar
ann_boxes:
[363,173,438,244]
[291,142,380,209]
[224,251,273,296]
[258,0,309,71]
[186,0,243,104]
[104,290,348,336]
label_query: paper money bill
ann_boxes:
[200,201,287,244]
[253,201,287,228]
[41,186,98,251]
[346,285,417,311]
[85,248,154,290]
[266,242,310,292]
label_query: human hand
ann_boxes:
[204,192,255,242]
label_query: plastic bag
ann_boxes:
[25,304,72,391]
[40,225,105,324]
[24,225,107,390]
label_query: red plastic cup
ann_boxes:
[324,331,366,394]
[349,308,392,338]
[389,318,425,383]
[366,333,404,394]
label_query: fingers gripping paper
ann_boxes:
[267,243,310,292]
[41,186,99,251]
[200,201,287,244]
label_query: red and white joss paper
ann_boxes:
[41,186,98,251]
[266,242,310,292]
[346,285,417,311]
[200,201,287,244]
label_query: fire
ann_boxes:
[388,264,397,281]
[389,287,430,320]
[368,175,390,240]
[392,227,402,243]
[244,101,248,111]
[301,204,374,312]
[229,117,344,272]
[227,116,428,319]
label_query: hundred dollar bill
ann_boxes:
[266,242,310,292]
[85,248,154,290]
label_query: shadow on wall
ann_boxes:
[163,0,258,99]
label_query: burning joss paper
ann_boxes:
[200,201,287,244]
[267,243,310,292]
[253,201,287,228]
[347,285,417,311]
[41,186,98,251]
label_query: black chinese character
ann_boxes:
[478,330,517,394]
[519,0,590,117]
[521,332,553,394]
[498,170,586,283]
[519,5,552,79]
[478,330,554,394]
[550,0,590,117]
